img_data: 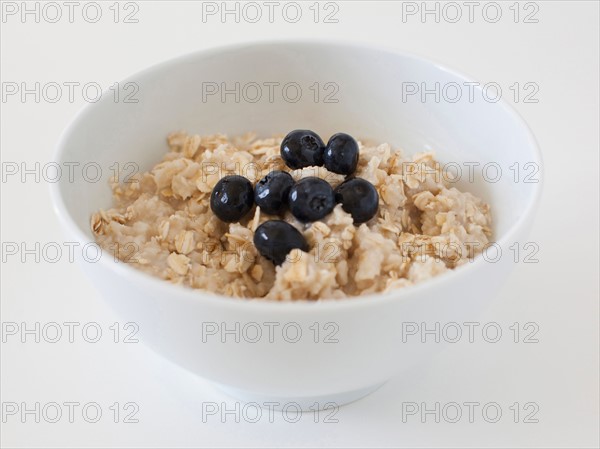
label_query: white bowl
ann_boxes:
[51,40,542,409]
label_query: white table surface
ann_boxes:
[1,1,598,447]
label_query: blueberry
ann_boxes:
[254,171,294,215]
[334,177,379,224]
[324,133,359,175]
[210,175,254,223]
[288,177,335,222]
[280,129,325,169]
[253,220,309,266]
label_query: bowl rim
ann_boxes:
[49,38,544,311]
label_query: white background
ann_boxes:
[1,1,598,447]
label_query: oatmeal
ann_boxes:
[91,131,492,300]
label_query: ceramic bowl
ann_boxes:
[51,41,542,409]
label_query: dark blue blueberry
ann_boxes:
[334,177,379,224]
[254,171,294,215]
[210,175,254,223]
[253,220,309,266]
[324,133,359,175]
[280,129,325,169]
[288,177,335,222]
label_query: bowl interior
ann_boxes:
[55,41,540,245]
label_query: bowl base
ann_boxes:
[215,381,386,411]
